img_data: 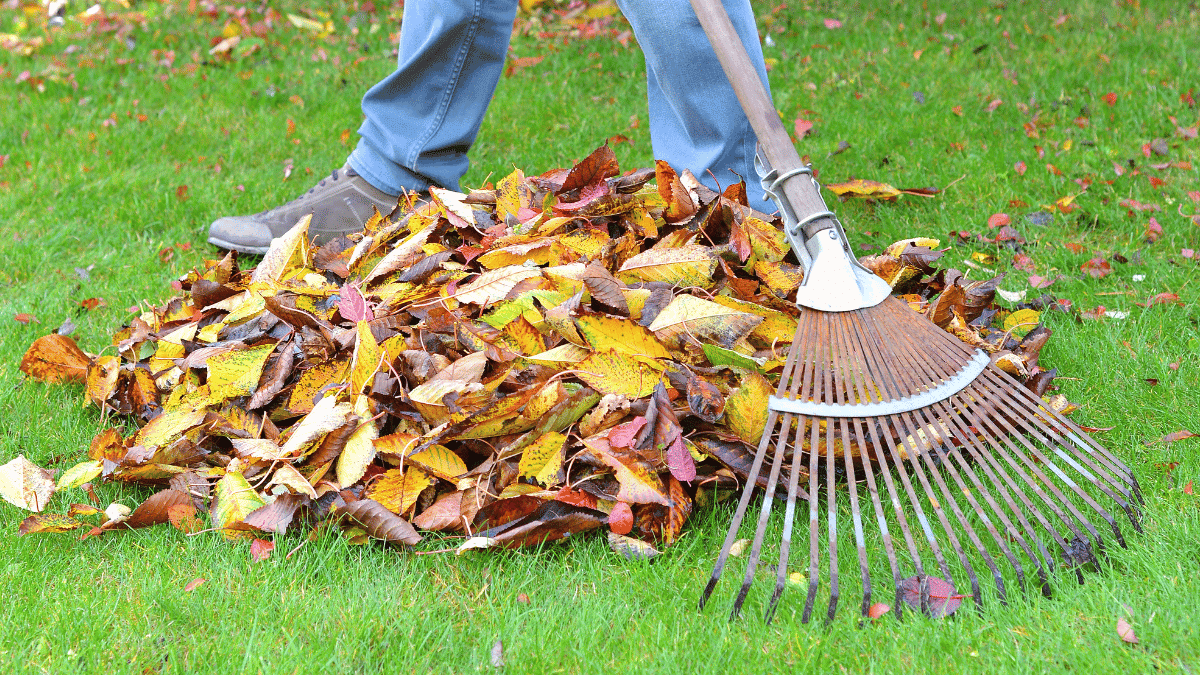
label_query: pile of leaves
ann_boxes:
[12,144,1066,558]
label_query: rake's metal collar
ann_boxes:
[769,350,992,417]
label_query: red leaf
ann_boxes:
[1116,617,1139,644]
[183,578,206,592]
[666,435,696,482]
[987,213,1010,229]
[1028,275,1057,289]
[823,18,842,29]
[1014,160,1027,175]
[176,184,189,201]
[867,603,891,619]
[1144,217,1163,242]
[1012,254,1035,272]
[608,417,647,449]
[1185,481,1194,495]
[80,297,106,311]
[13,313,37,324]
[898,576,964,618]
[1081,257,1113,279]
[609,501,633,535]
[1104,92,1118,106]
[250,538,275,563]
[794,118,814,139]
[338,281,374,322]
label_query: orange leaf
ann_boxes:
[20,334,92,383]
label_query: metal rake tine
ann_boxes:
[699,408,780,611]
[958,383,1104,570]
[765,413,809,624]
[981,372,1142,531]
[730,409,793,620]
[933,396,1054,594]
[824,421,841,623]
[969,373,1120,549]
[701,311,811,611]
[802,415,822,623]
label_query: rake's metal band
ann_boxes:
[769,350,991,418]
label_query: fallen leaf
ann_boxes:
[0,456,56,512]
[250,538,275,563]
[1116,617,1139,644]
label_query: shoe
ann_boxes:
[207,165,399,254]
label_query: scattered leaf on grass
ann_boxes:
[1116,617,1139,644]
[0,456,56,512]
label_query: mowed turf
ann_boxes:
[1,1,1198,673]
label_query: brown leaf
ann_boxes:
[655,160,697,222]
[412,491,465,532]
[20,333,92,383]
[1147,429,1197,445]
[337,498,422,546]
[559,144,620,194]
[686,376,725,423]
[124,489,192,529]
[582,262,629,314]
[243,493,305,534]
[476,499,606,548]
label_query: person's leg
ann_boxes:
[615,0,771,207]
[208,0,518,254]
[349,0,520,195]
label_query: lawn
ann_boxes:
[2,1,1199,673]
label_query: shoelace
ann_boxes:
[256,167,353,217]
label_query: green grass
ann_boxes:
[2,1,1199,672]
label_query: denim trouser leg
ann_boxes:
[349,0,519,194]
[615,0,771,207]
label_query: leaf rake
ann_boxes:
[690,0,1143,622]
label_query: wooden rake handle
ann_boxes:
[689,0,835,238]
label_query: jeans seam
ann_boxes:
[406,0,484,176]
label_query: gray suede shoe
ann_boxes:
[207,165,399,254]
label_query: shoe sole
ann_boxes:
[207,234,270,256]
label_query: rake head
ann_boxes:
[699,297,1143,623]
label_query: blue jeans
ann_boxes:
[348,0,772,206]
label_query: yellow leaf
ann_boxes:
[281,394,353,457]
[57,460,103,490]
[408,445,468,481]
[584,437,669,505]
[1003,308,1041,338]
[250,213,310,285]
[615,244,717,288]
[725,370,772,445]
[85,355,120,409]
[134,409,206,449]
[885,238,940,256]
[574,315,672,359]
[742,217,790,262]
[350,321,382,394]
[366,466,431,515]
[647,295,764,349]
[576,350,665,398]
[710,296,797,345]
[266,464,317,498]
[287,358,350,415]
[753,260,804,297]
[212,470,265,540]
[528,343,590,366]
[477,238,556,269]
[502,316,546,355]
[517,432,566,486]
[825,179,902,201]
[206,343,276,403]
[496,168,528,223]
[336,398,378,487]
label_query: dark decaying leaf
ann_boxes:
[475,499,606,548]
[337,498,422,546]
[686,376,725,423]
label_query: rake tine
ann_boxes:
[730,408,793,619]
[980,372,1141,533]
[829,315,878,619]
[824,420,840,623]
[969,374,1118,549]
[802,416,821,623]
[699,407,780,611]
[765,412,809,624]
